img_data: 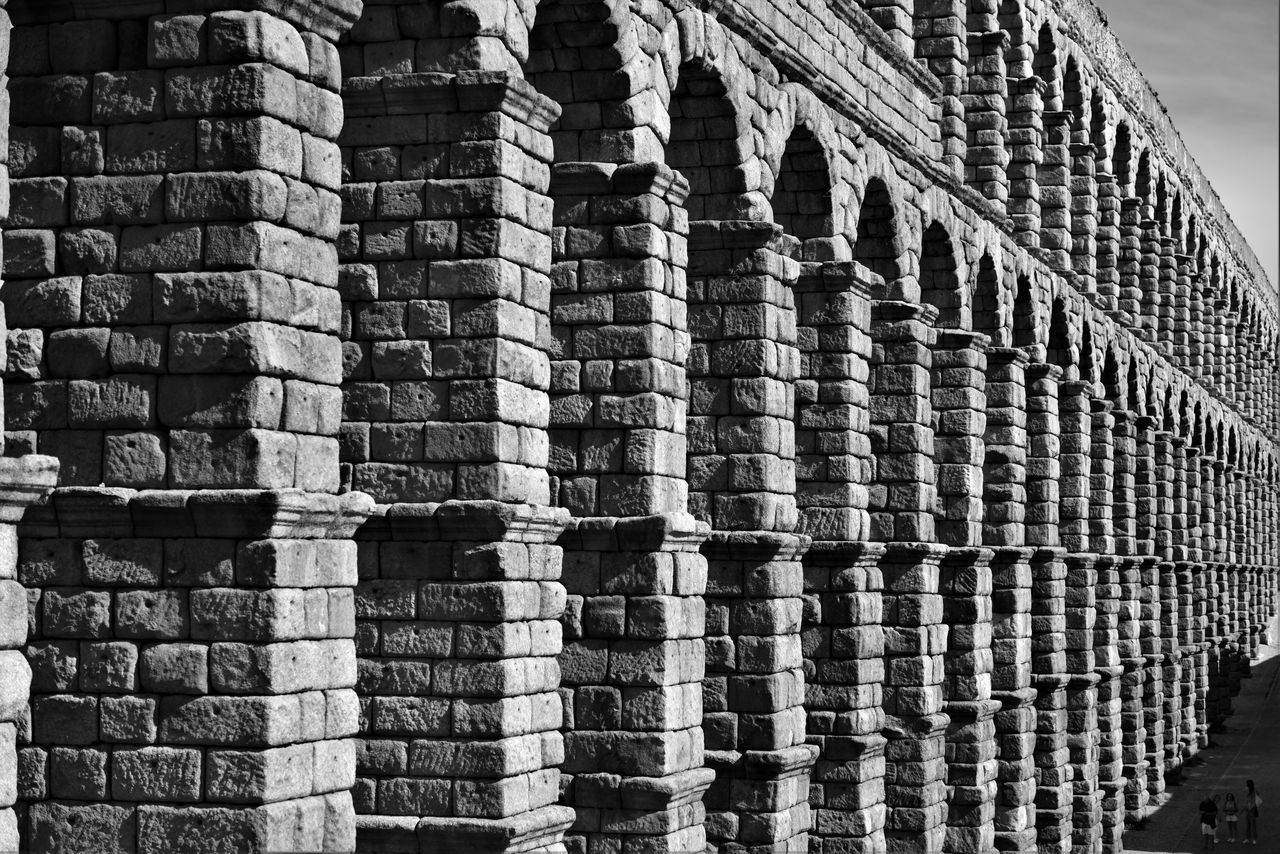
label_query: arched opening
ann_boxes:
[853,178,903,295]
[920,222,965,328]
[1013,274,1038,349]
[526,0,625,163]
[670,57,812,854]
[773,123,834,244]
[1080,321,1097,387]
[1065,58,1086,130]
[1047,297,1072,372]
[672,60,762,530]
[1114,123,1133,193]
[1136,149,1153,209]
[1091,93,1109,173]
[1034,23,1061,110]
[669,64,750,222]
[1102,348,1124,407]
[971,253,1003,339]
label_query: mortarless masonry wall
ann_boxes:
[0,0,1274,852]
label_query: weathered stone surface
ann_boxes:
[0,2,1273,854]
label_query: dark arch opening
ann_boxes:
[1155,174,1169,233]
[525,0,622,163]
[1102,349,1123,404]
[669,63,748,221]
[1127,358,1144,416]
[1090,93,1109,172]
[1047,297,1071,370]
[853,178,902,294]
[1065,58,1085,130]
[920,222,964,328]
[1033,23,1061,110]
[1136,149,1153,207]
[1080,321,1097,385]
[972,253,1002,338]
[1012,275,1037,349]
[1114,123,1133,191]
[773,124,833,243]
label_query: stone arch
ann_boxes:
[852,175,910,297]
[1080,317,1100,389]
[1126,354,1148,417]
[1102,344,1127,408]
[1047,295,1074,375]
[1064,56,1086,130]
[667,63,755,221]
[525,0,654,162]
[1012,272,1039,349]
[1135,148,1154,209]
[658,10,772,219]
[920,221,967,328]
[1091,91,1111,173]
[1114,122,1134,194]
[764,86,854,255]
[1033,21,1062,109]
[971,251,1005,341]
[768,114,839,251]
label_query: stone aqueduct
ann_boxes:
[0,0,1271,852]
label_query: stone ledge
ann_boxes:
[18,487,373,540]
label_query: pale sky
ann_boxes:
[1092,0,1279,293]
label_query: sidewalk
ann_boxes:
[1124,615,1280,854]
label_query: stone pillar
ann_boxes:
[1058,380,1102,853]
[1038,112,1073,274]
[557,514,714,854]
[1223,311,1239,409]
[930,329,998,854]
[803,541,888,852]
[683,221,815,853]
[1178,442,1205,755]
[1155,432,1184,780]
[1246,473,1263,659]
[337,60,585,850]
[932,330,988,551]
[4,6,376,851]
[1211,301,1230,399]
[1182,263,1203,380]
[963,31,1011,212]
[1068,137,1099,297]
[1006,78,1045,251]
[0,461,58,851]
[1088,400,1125,854]
[0,9,65,847]
[539,160,717,853]
[1108,411,1147,826]
[938,546,999,854]
[1199,455,1224,736]
[1132,418,1165,806]
[1092,174,1121,313]
[869,300,948,854]
[1025,362,1071,854]
[1156,238,1178,360]
[982,348,1035,854]
[797,261,887,853]
[1115,198,1142,333]
[1136,215,1161,344]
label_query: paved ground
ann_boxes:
[1124,615,1280,854]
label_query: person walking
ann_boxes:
[1224,793,1240,842]
[1201,794,1220,851]
[1244,779,1263,844]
